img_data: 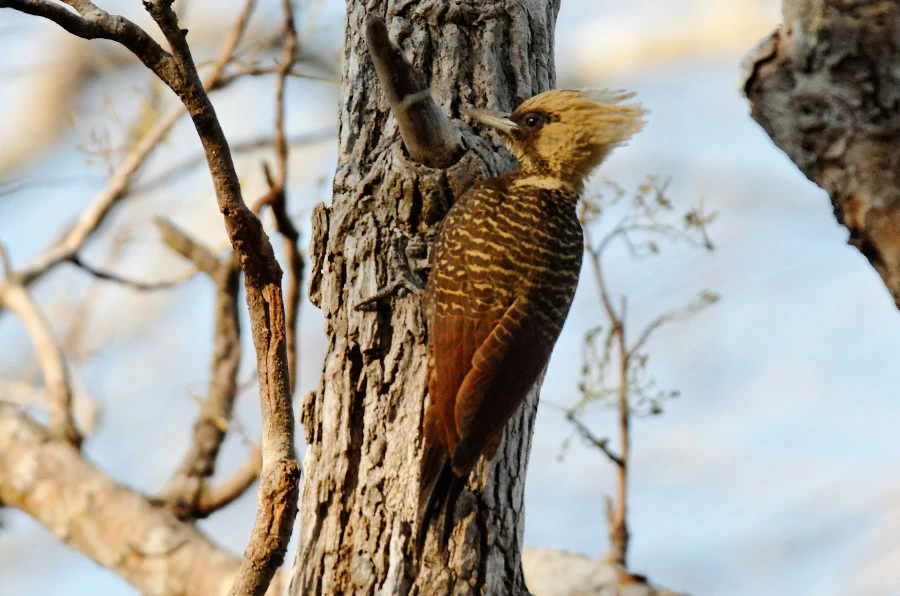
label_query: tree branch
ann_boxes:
[3,0,300,592]
[160,251,243,520]
[137,1,301,591]
[154,217,222,275]
[742,1,900,308]
[259,4,303,391]
[69,254,195,291]
[259,163,303,391]
[364,13,462,168]
[4,0,256,290]
[626,290,719,359]
[0,0,174,79]
[0,404,293,596]
[0,247,81,445]
[564,410,622,467]
[132,128,334,196]
[196,443,263,517]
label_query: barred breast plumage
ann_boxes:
[424,173,583,474]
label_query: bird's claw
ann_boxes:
[354,232,427,311]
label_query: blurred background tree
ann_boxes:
[560,177,717,569]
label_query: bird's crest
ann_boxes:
[515,88,646,156]
[469,88,647,190]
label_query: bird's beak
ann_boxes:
[463,108,518,135]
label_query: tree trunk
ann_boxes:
[290,1,558,594]
[742,0,900,309]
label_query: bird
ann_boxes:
[416,88,647,555]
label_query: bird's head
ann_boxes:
[465,89,646,191]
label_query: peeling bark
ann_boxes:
[742,0,900,308]
[291,1,559,594]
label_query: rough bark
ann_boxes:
[742,0,900,308]
[292,1,558,594]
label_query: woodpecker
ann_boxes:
[416,89,646,554]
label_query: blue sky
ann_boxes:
[3,1,900,595]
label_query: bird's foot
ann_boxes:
[355,231,428,311]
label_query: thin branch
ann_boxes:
[564,410,622,468]
[137,1,300,592]
[0,246,81,445]
[131,128,334,195]
[69,254,195,291]
[582,221,621,327]
[4,2,299,593]
[266,3,302,392]
[15,103,182,287]
[205,0,256,88]
[6,0,258,289]
[364,13,462,168]
[214,63,337,89]
[196,443,262,517]
[0,0,174,79]
[627,290,719,359]
[257,169,304,391]
[155,217,222,276]
[61,228,130,361]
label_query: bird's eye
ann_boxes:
[522,113,546,130]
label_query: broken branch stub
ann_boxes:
[365,14,463,169]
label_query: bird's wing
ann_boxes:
[432,298,553,474]
[428,303,502,456]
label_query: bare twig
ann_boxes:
[0,3,303,594]
[584,225,621,327]
[2,1,300,592]
[5,0,258,289]
[364,14,462,168]
[0,0,173,78]
[0,246,81,445]
[205,0,257,89]
[154,217,222,276]
[69,254,195,291]
[132,128,335,196]
[627,290,719,359]
[262,5,303,391]
[139,2,300,590]
[259,178,303,391]
[196,443,263,517]
[214,63,337,89]
[568,179,719,568]
[564,410,622,467]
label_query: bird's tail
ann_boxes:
[416,440,465,558]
